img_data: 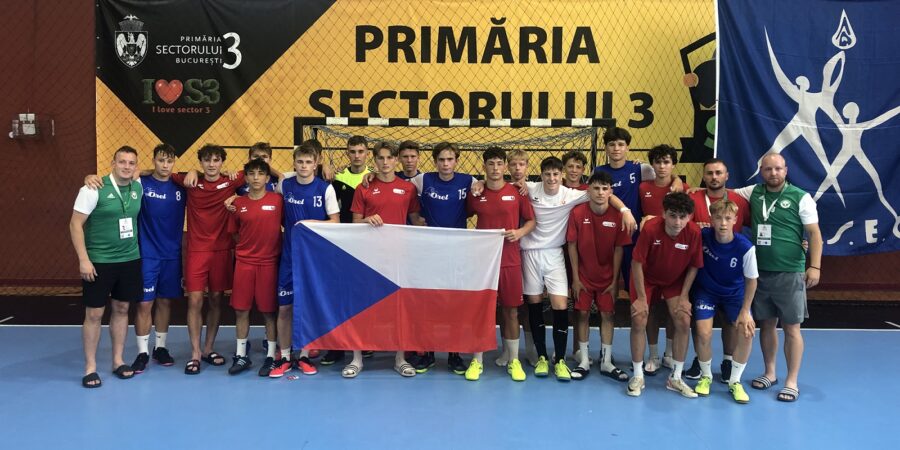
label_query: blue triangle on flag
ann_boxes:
[290,223,400,348]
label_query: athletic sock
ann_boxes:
[136,334,150,354]
[153,331,167,349]
[577,341,590,368]
[266,340,277,358]
[395,351,406,365]
[601,343,614,371]
[729,361,746,384]
[649,344,659,361]
[552,309,568,364]
[672,360,684,379]
[724,354,734,362]
[281,348,292,360]
[236,338,248,357]
[350,350,363,367]
[298,348,309,358]
[664,338,673,358]
[474,352,484,364]
[524,331,536,355]
[699,359,713,378]
[632,361,644,378]
[527,302,547,358]
[505,339,520,361]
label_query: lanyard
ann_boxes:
[760,184,787,223]
[704,190,728,216]
[108,174,133,215]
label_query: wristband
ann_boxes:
[809,266,820,270]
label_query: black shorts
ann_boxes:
[82,259,143,308]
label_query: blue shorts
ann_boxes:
[692,287,743,323]
[276,254,294,306]
[142,257,183,302]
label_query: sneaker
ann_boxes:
[297,356,318,375]
[508,358,526,382]
[554,359,572,382]
[414,352,436,373]
[320,350,344,365]
[534,356,550,377]
[729,382,750,404]
[684,357,702,380]
[627,376,645,397]
[465,359,483,381]
[228,355,252,375]
[666,377,699,398]
[644,355,661,376]
[258,357,277,377]
[448,353,467,375]
[695,376,712,396]
[362,350,375,358]
[132,352,149,374]
[269,357,292,378]
[662,354,675,370]
[720,359,733,384]
[152,347,175,366]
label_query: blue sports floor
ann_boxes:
[0,325,896,449]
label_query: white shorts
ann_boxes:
[522,248,569,296]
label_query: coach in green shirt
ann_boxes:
[733,153,822,403]
[70,145,143,388]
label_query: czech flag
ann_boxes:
[291,223,504,352]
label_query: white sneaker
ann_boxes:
[627,376,645,397]
[644,355,661,374]
[662,354,675,370]
[666,377,699,398]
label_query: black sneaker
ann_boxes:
[362,350,375,358]
[258,357,277,377]
[414,352,436,373]
[152,347,175,366]
[228,355,252,375]
[320,350,344,365]
[720,359,733,384]
[447,353,466,375]
[684,356,702,380]
[132,352,150,374]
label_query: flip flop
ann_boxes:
[184,359,201,375]
[201,352,226,366]
[82,372,102,388]
[112,364,134,380]
[342,363,361,378]
[777,387,799,402]
[601,367,629,382]
[751,375,778,390]
[394,362,416,377]
[571,367,589,381]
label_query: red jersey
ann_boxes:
[632,216,703,287]
[350,177,420,225]
[565,183,589,191]
[467,183,535,267]
[689,189,751,231]
[566,203,632,290]
[172,172,245,252]
[639,180,690,218]
[229,192,283,265]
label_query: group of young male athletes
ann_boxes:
[71,127,823,404]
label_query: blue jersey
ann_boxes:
[697,227,755,298]
[281,177,332,249]
[236,175,277,196]
[418,172,474,229]
[594,161,644,220]
[138,175,186,260]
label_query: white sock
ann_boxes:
[299,348,309,358]
[649,344,659,360]
[578,342,590,367]
[632,361,644,378]
[672,360,684,379]
[601,343,613,366]
[474,352,484,364]
[495,342,509,365]
[136,334,150,354]
[266,340,277,358]
[236,338,248,357]
[505,339,520,361]
[281,348,292,360]
[350,350,363,367]
[154,331,167,349]
[395,351,407,365]
[724,354,734,362]
[664,339,673,358]
[699,359,713,378]
[729,361,746,384]
[524,331,535,353]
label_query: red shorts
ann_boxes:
[629,278,683,305]
[230,261,277,313]
[497,265,524,308]
[574,288,615,313]
[185,250,233,293]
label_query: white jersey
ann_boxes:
[520,182,588,250]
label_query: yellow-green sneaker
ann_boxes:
[695,376,712,396]
[465,359,483,381]
[534,356,550,377]
[508,358,526,382]
[729,382,750,404]
[554,360,572,382]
